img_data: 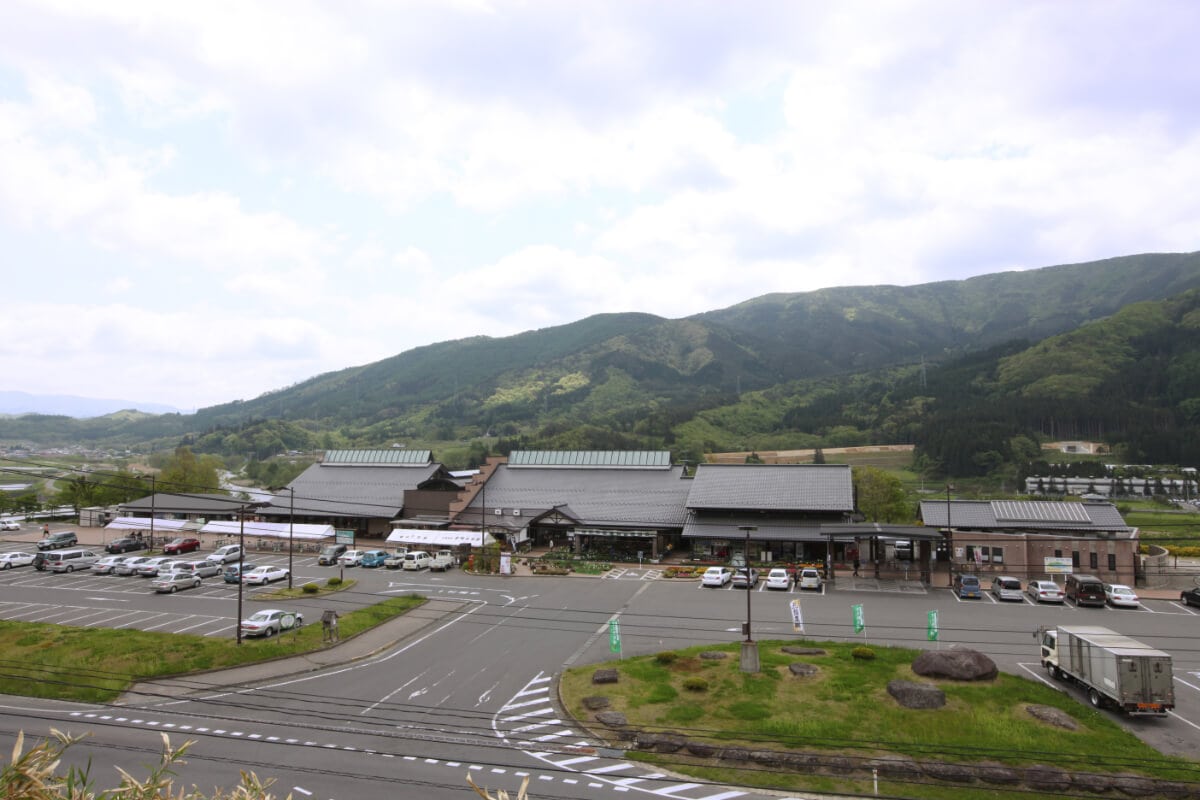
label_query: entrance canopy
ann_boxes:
[199,520,337,541]
[386,529,499,548]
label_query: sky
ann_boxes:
[3,1,1198,412]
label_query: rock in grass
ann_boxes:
[592,668,619,684]
[887,679,945,709]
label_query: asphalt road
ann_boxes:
[1,546,1199,799]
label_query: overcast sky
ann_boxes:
[3,1,1198,411]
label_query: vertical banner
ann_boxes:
[852,603,865,634]
[789,599,804,633]
[927,609,939,641]
[500,552,512,575]
[609,617,621,655]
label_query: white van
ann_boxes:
[402,551,432,570]
[206,544,243,564]
[45,549,100,573]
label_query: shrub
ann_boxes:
[326,576,343,587]
[301,582,319,594]
[655,651,679,665]
[851,646,876,661]
[683,677,709,692]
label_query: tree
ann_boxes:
[158,446,226,495]
[853,466,912,523]
[812,447,826,464]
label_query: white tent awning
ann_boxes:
[199,520,337,541]
[105,517,193,533]
[386,529,498,548]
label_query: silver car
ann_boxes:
[151,571,202,593]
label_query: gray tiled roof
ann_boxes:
[464,464,691,528]
[119,493,254,516]
[919,500,1131,532]
[681,512,828,541]
[260,463,445,519]
[687,464,854,512]
[322,449,432,465]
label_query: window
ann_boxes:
[1089,552,1098,569]
[991,547,1004,564]
[1054,549,1062,558]
[1072,550,1080,568]
[1107,553,1117,571]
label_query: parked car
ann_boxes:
[0,551,36,569]
[0,519,21,531]
[765,568,792,590]
[223,562,258,584]
[383,548,410,569]
[105,537,145,554]
[797,568,822,591]
[338,549,365,567]
[732,567,759,588]
[44,549,100,573]
[1026,579,1065,604]
[242,565,289,585]
[206,544,243,564]
[239,608,303,638]
[360,549,390,568]
[1104,583,1140,608]
[402,551,433,570]
[174,559,222,579]
[952,573,982,599]
[1065,574,1106,607]
[317,543,348,566]
[1180,586,1200,607]
[162,537,201,555]
[92,555,128,574]
[114,556,152,576]
[135,556,176,577]
[37,531,78,550]
[430,549,457,571]
[151,572,202,593]
[990,576,1023,601]
[701,566,733,587]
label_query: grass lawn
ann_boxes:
[561,640,1199,799]
[0,594,424,703]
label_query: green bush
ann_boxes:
[655,651,679,665]
[326,576,343,587]
[301,582,319,594]
[682,677,709,692]
[851,646,876,661]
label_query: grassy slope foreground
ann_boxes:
[560,640,1199,800]
[0,595,424,703]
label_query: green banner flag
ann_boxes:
[609,618,621,653]
[851,603,865,634]
[927,609,939,641]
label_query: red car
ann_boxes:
[162,537,201,555]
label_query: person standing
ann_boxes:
[853,556,861,577]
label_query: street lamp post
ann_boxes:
[945,484,954,582]
[148,475,156,550]
[738,525,759,673]
[236,506,246,646]
[287,486,295,590]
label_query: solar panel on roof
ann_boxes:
[993,500,1091,524]
[323,449,432,465]
[508,451,671,468]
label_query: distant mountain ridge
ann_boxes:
[0,391,181,419]
[4,251,1200,463]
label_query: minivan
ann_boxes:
[402,551,432,570]
[1065,574,1106,607]
[44,549,100,573]
[953,573,982,599]
[318,543,348,566]
[990,575,1023,601]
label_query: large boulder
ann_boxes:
[1025,704,1078,730]
[592,668,619,684]
[912,649,998,681]
[887,679,946,709]
[594,711,628,728]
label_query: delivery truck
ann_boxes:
[1037,625,1174,715]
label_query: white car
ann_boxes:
[765,568,792,590]
[92,555,128,574]
[0,551,35,569]
[797,568,822,590]
[1104,583,1140,608]
[338,549,365,567]
[0,519,21,531]
[1026,580,1065,604]
[701,566,733,587]
[241,565,289,585]
[239,608,304,638]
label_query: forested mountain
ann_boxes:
[4,251,1200,473]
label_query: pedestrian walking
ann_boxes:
[853,556,860,577]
